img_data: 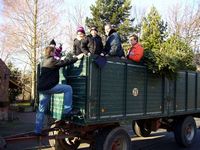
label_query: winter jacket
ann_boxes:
[37,56,78,91]
[73,37,94,55]
[104,29,125,57]
[73,38,86,55]
[81,36,95,54]
[87,34,103,55]
[127,43,144,62]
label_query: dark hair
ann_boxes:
[50,39,56,46]
[90,26,98,32]
[129,34,138,42]
[44,46,54,57]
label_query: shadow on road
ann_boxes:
[1,112,200,150]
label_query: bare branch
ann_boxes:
[168,2,200,48]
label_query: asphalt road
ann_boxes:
[131,129,200,150]
[1,112,200,150]
[3,124,200,150]
[78,127,200,150]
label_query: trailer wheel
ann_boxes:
[93,127,131,150]
[133,121,151,137]
[48,124,61,150]
[90,128,111,150]
[48,125,80,150]
[103,127,131,150]
[57,131,81,150]
[174,116,197,147]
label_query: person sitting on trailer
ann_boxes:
[127,34,144,63]
[73,26,94,56]
[34,46,83,136]
[87,26,104,55]
[104,23,125,58]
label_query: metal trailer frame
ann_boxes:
[3,55,200,150]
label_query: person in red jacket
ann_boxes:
[127,34,144,63]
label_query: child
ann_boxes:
[49,39,63,60]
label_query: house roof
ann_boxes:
[0,59,10,74]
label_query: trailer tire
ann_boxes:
[103,127,131,150]
[133,121,151,137]
[48,124,62,150]
[90,127,113,150]
[174,116,197,147]
[48,125,80,150]
[57,131,81,150]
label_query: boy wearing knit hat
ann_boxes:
[73,26,94,55]
[88,26,103,55]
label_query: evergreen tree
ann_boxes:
[141,6,168,75]
[86,0,134,42]
[7,62,22,102]
[141,6,168,50]
[141,6,195,77]
[161,35,195,72]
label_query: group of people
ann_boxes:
[73,24,125,58]
[73,23,144,63]
[34,23,144,135]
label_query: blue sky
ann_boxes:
[0,0,3,24]
[0,0,198,24]
[0,0,199,69]
[63,0,199,18]
[133,0,198,18]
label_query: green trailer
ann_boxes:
[47,55,200,150]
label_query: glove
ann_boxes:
[76,53,84,60]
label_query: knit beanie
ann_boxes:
[77,26,85,34]
[50,39,56,46]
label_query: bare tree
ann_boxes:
[130,5,147,36]
[64,3,88,52]
[0,24,22,62]
[131,5,146,25]
[1,0,64,106]
[0,34,10,62]
[168,2,200,51]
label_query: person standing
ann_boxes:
[127,34,144,63]
[104,23,125,57]
[35,46,83,135]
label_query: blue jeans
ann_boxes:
[35,84,72,133]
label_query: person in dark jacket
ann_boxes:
[73,26,94,55]
[35,46,83,135]
[87,26,103,55]
[104,23,125,57]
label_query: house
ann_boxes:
[0,59,10,120]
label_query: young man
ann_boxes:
[87,26,103,55]
[35,46,83,135]
[104,23,125,57]
[127,34,144,63]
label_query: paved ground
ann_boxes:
[0,111,200,150]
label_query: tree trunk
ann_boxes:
[31,0,38,109]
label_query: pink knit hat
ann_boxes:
[77,26,85,34]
